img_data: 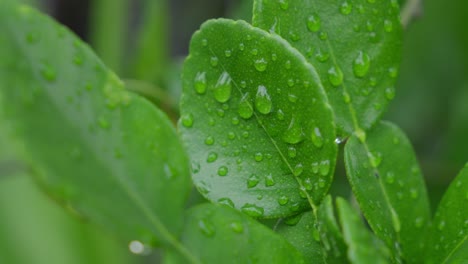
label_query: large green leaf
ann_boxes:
[0,1,191,252]
[425,164,468,264]
[275,211,325,263]
[253,0,402,135]
[179,19,337,218]
[164,204,306,263]
[317,195,349,264]
[344,121,431,262]
[336,197,391,264]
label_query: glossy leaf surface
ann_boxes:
[180,19,337,218]
[164,204,306,263]
[344,121,430,262]
[426,165,468,264]
[253,0,402,135]
[275,211,325,263]
[336,197,391,264]
[0,2,191,249]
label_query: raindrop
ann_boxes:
[328,66,344,87]
[239,43,245,51]
[311,127,324,148]
[247,174,260,188]
[285,60,292,69]
[386,172,395,184]
[205,136,215,145]
[198,219,216,237]
[353,51,371,78]
[98,117,110,129]
[384,19,394,32]
[437,221,446,231]
[255,152,264,162]
[225,49,232,57]
[288,146,297,158]
[410,188,419,199]
[319,32,328,40]
[232,117,240,125]
[207,152,218,163]
[287,79,295,87]
[385,87,396,100]
[254,58,268,72]
[277,109,285,120]
[288,93,298,103]
[414,217,424,228]
[238,93,254,119]
[311,162,319,174]
[303,178,313,190]
[279,0,289,10]
[218,197,235,208]
[227,131,236,140]
[294,163,304,176]
[278,196,289,205]
[388,67,398,78]
[265,174,276,187]
[217,166,228,176]
[282,117,305,144]
[289,31,300,41]
[210,56,219,67]
[241,204,264,217]
[340,1,352,15]
[368,151,382,168]
[230,222,244,233]
[271,53,278,61]
[255,85,272,114]
[319,160,330,176]
[251,49,258,56]
[40,63,56,82]
[181,113,194,128]
[214,72,232,103]
[315,48,330,62]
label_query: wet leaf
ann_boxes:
[180,19,337,218]
[344,121,431,262]
[253,0,402,135]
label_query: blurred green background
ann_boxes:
[0,0,467,263]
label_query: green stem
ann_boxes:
[401,0,423,28]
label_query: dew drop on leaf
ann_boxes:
[278,196,289,205]
[230,221,244,233]
[181,113,194,128]
[265,173,276,187]
[238,93,254,119]
[328,66,344,87]
[340,1,352,15]
[204,136,215,145]
[255,85,272,114]
[353,51,371,78]
[311,127,324,148]
[279,0,289,10]
[282,117,305,144]
[288,146,297,158]
[217,197,235,208]
[385,86,396,100]
[254,58,268,72]
[319,160,330,176]
[198,219,216,237]
[247,174,260,188]
[206,152,218,163]
[384,19,394,32]
[293,163,304,176]
[194,72,207,94]
[210,56,219,67]
[40,63,56,82]
[254,152,264,162]
[217,166,228,176]
[214,72,232,103]
[241,203,264,217]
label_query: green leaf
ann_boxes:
[336,197,391,264]
[253,0,402,135]
[317,195,349,264]
[179,19,337,218]
[164,203,306,263]
[426,164,468,264]
[0,1,191,253]
[275,211,325,263]
[344,121,431,262]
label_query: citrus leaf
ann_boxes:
[163,203,306,264]
[426,164,468,264]
[0,1,192,254]
[275,211,325,263]
[317,195,349,264]
[336,197,391,264]
[344,121,431,262]
[253,0,402,135]
[179,19,337,218]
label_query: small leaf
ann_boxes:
[164,203,307,263]
[180,19,337,218]
[0,2,191,249]
[425,164,468,264]
[253,0,402,135]
[275,211,325,263]
[344,121,431,262]
[336,197,391,263]
[317,195,349,264]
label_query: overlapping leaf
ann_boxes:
[344,121,430,262]
[253,0,402,135]
[164,204,306,263]
[426,164,468,264]
[0,1,191,249]
[180,19,337,218]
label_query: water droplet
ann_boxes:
[303,177,313,190]
[40,63,56,82]
[218,197,235,208]
[368,151,382,168]
[388,67,398,78]
[438,221,446,231]
[319,31,328,40]
[251,49,258,56]
[242,131,249,138]
[277,109,285,120]
[289,31,300,41]
[279,0,289,10]
[217,166,228,176]
[181,113,194,128]
[283,117,305,144]
[410,188,419,199]
[98,117,110,129]
[340,1,352,15]
[26,31,40,44]
[311,127,324,148]
[265,174,276,187]
[230,221,244,233]
[129,240,146,255]
[198,219,216,237]
[238,93,254,119]
[73,54,83,66]
[207,152,218,163]
[353,51,371,78]
[384,19,394,32]
[285,60,292,69]
[385,87,396,100]
[288,93,298,103]
[328,66,344,87]
[247,174,260,188]
[315,48,330,62]
[294,163,304,176]
[414,217,424,228]
[287,79,295,87]
[288,146,297,158]
[278,196,289,205]
[214,72,232,103]
[254,58,268,72]
[319,160,330,176]
[255,152,264,162]
[239,43,245,51]
[241,204,264,217]
[255,85,272,114]
[210,56,219,67]
[201,39,208,46]
[311,162,319,174]
[225,49,232,57]
[205,136,215,145]
[386,172,395,184]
